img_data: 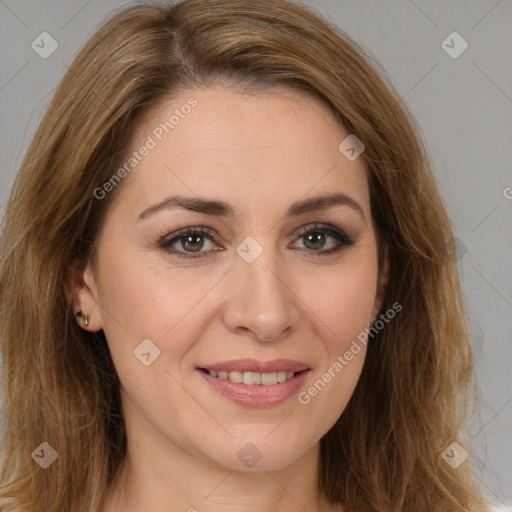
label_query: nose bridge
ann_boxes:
[222,240,300,341]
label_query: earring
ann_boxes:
[75,310,89,327]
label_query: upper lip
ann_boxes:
[198,359,310,373]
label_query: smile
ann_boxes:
[196,359,310,407]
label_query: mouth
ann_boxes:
[196,359,310,407]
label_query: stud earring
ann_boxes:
[75,310,89,327]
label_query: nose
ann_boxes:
[221,247,301,343]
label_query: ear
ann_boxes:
[63,258,104,332]
[370,248,389,325]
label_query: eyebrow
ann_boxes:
[138,192,366,224]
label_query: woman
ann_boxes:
[0,0,490,510]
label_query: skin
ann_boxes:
[69,84,388,512]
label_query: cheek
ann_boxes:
[295,258,378,344]
[94,248,218,436]
[296,344,366,436]
[296,268,373,425]
[94,243,226,378]
[292,257,376,420]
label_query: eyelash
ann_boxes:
[157,223,355,259]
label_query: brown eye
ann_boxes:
[302,231,328,251]
[159,227,218,258]
[179,234,205,252]
[292,223,355,257]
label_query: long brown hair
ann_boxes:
[0,1,489,510]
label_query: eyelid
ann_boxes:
[290,222,356,253]
[292,222,352,240]
[158,222,355,258]
[157,226,220,258]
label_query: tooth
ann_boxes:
[277,371,287,383]
[211,369,296,384]
[228,371,243,383]
[243,372,261,385]
[260,372,278,385]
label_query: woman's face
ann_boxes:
[77,85,387,472]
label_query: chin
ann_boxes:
[201,434,316,473]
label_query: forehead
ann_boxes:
[109,84,370,219]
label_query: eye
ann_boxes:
[158,227,219,258]
[158,223,355,259]
[290,223,355,257]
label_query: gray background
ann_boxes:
[1,0,511,508]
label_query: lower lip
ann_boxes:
[197,369,310,407]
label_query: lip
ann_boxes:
[198,358,310,373]
[197,367,310,407]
